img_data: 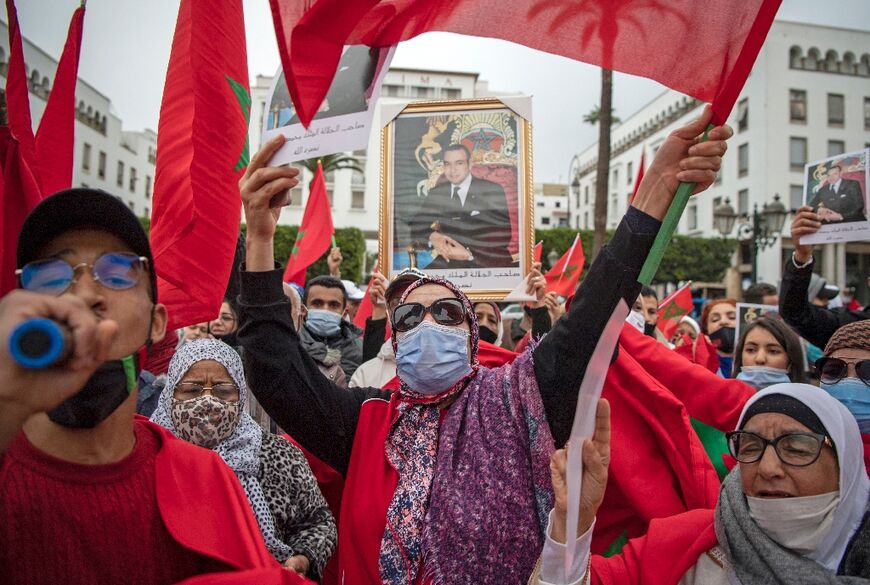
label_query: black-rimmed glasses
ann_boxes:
[726,430,833,467]
[815,356,870,387]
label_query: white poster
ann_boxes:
[801,148,870,245]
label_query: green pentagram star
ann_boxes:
[226,75,252,172]
[291,230,305,259]
[661,299,688,320]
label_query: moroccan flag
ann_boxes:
[627,147,645,208]
[272,0,780,127]
[34,4,84,196]
[150,0,250,330]
[656,282,693,340]
[533,240,543,263]
[594,326,721,554]
[283,162,334,286]
[544,234,584,297]
[1,0,44,295]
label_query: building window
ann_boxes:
[536,201,545,207]
[864,97,870,130]
[789,89,807,122]
[583,212,589,228]
[738,189,749,216]
[97,151,106,180]
[413,86,434,99]
[828,140,845,157]
[827,93,845,125]
[117,161,125,187]
[442,88,460,99]
[555,201,561,209]
[82,142,92,171]
[712,196,722,225]
[289,186,302,207]
[128,201,135,211]
[612,169,618,184]
[147,146,156,165]
[384,85,400,97]
[790,184,803,210]
[738,143,749,177]
[687,204,698,230]
[145,175,152,199]
[129,167,137,193]
[584,185,589,205]
[351,169,365,186]
[789,137,807,171]
[737,98,748,132]
[144,206,149,217]
[627,161,633,185]
[714,171,722,185]
[541,217,550,226]
[325,170,335,185]
[351,190,365,209]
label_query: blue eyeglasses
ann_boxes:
[16,252,149,296]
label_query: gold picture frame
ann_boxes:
[378,97,534,300]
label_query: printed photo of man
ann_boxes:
[808,162,866,224]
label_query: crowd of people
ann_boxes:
[1,105,868,584]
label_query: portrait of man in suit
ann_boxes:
[408,144,515,269]
[808,163,867,224]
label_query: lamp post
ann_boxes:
[568,154,581,230]
[547,248,560,271]
[714,194,788,283]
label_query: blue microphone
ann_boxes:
[8,318,71,369]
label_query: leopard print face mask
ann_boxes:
[170,395,240,449]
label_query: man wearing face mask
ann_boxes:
[0,189,303,584]
[298,276,363,385]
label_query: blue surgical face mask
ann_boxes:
[821,377,870,433]
[305,308,342,338]
[736,365,792,390]
[395,321,472,395]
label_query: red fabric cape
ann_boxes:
[141,417,312,584]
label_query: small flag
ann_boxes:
[543,234,585,297]
[283,162,335,285]
[656,282,694,340]
[533,240,543,263]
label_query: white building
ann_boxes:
[249,67,516,259]
[534,182,569,229]
[0,21,158,217]
[569,20,870,300]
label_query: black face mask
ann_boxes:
[479,326,498,345]
[47,355,139,428]
[709,326,736,354]
[644,322,657,337]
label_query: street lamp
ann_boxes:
[570,175,580,230]
[714,194,788,283]
[547,248,560,270]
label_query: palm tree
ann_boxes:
[585,69,617,258]
[297,153,364,187]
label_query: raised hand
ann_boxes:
[791,205,821,263]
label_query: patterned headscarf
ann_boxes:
[380,277,480,583]
[150,339,293,561]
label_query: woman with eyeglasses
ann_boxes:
[535,383,869,584]
[150,339,336,579]
[818,320,870,470]
[237,107,732,583]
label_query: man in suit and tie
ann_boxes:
[409,144,514,269]
[808,163,866,224]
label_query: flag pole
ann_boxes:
[637,125,712,286]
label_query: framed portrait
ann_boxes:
[378,97,534,300]
[801,148,870,246]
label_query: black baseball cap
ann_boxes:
[17,188,157,300]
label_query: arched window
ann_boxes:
[843,52,856,75]
[29,69,40,91]
[86,105,93,118]
[858,54,870,76]
[806,47,821,70]
[93,110,101,126]
[41,76,50,96]
[825,50,839,73]
[789,45,803,69]
[77,100,86,112]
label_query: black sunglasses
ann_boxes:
[815,356,870,387]
[392,298,466,333]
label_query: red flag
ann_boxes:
[543,234,584,297]
[33,5,84,196]
[1,0,43,295]
[273,0,780,127]
[150,0,250,330]
[627,147,645,208]
[283,162,334,285]
[592,325,720,554]
[673,332,720,374]
[353,263,378,329]
[656,282,693,340]
[533,240,543,263]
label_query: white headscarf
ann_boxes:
[737,382,870,571]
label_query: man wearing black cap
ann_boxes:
[0,189,297,584]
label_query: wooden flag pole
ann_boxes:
[637,125,713,286]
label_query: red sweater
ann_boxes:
[0,418,312,585]
[0,423,229,585]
